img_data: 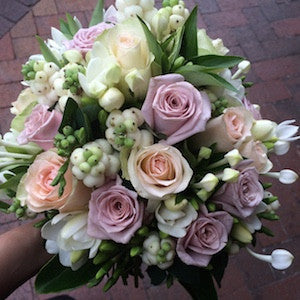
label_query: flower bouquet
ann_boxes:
[0,0,298,298]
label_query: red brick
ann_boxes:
[10,12,37,38]
[272,18,300,37]
[256,274,300,300]
[216,0,259,11]
[253,56,300,81]
[220,287,253,300]
[0,16,13,38]
[33,0,57,16]
[13,36,40,58]
[35,12,88,36]
[247,80,291,103]
[55,0,98,13]
[207,28,238,47]
[0,34,14,61]
[7,281,33,300]
[203,10,248,30]
[0,59,24,84]
[0,82,23,107]
[0,107,14,133]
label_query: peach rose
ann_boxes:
[192,107,254,152]
[239,139,273,174]
[23,150,91,213]
[128,144,193,209]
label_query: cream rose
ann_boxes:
[21,150,91,213]
[93,18,154,99]
[11,88,38,115]
[128,144,193,210]
[192,107,254,152]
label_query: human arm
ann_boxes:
[0,222,52,298]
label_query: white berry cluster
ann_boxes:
[115,0,157,24]
[142,233,176,270]
[25,61,60,106]
[151,1,190,41]
[105,108,153,151]
[70,139,120,188]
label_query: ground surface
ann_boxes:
[0,0,299,299]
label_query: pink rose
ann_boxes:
[192,106,254,152]
[212,160,264,218]
[128,144,193,201]
[23,150,91,213]
[17,104,62,151]
[141,74,211,145]
[87,177,144,244]
[239,139,273,174]
[177,206,233,267]
[65,23,114,54]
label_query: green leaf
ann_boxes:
[66,13,80,36]
[11,101,38,132]
[169,26,185,68]
[179,279,217,300]
[89,0,104,27]
[210,251,228,288]
[35,256,99,293]
[168,258,217,300]
[59,98,79,132]
[138,16,164,67]
[191,55,244,70]
[59,19,73,40]
[0,172,24,191]
[146,266,167,285]
[176,65,238,92]
[36,36,62,68]
[0,200,10,213]
[180,7,198,60]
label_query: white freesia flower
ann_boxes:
[155,201,197,238]
[243,202,268,233]
[41,212,101,271]
[193,173,219,192]
[274,120,299,155]
[232,60,251,80]
[265,169,298,184]
[210,69,245,106]
[78,42,121,98]
[251,120,277,141]
[247,248,294,270]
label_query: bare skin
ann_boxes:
[0,222,52,298]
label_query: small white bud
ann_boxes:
[172,4,185,16]
[83,174,105,188]
[115,0,126,11]
[139,0,154,11]
[224,149,243,167]
[139,130,154,148]
[266,169,298,184]
[194,173,219,192]
[72,166,86,180]
[63,50,83,64]
[169,15,185,30]
[35,71,48,83]
[70,148,85,166]
[222,168,240,183]
[122,108,144,126]
[143,234,160,255]
[251,120,276,141]
[99,87,125,112]
[247,248,294,270]
[44,62,59,76]
[232,60,251,79]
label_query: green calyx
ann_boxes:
[21,60,37,81]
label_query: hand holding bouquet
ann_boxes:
[0,0,298,298]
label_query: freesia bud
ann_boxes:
[140,0,155,11]
[198,146,212,160]
[266,169,298,184]
[99,88,124,112]
[247,248,294,270]
[231,223,253,244]
[196,189,210,202]
[232,60,251,79]
[124,5,143,18]
[222,168,240,183]
[251,120,276,141]
[143,234,160,255]
[63,50,83,64]
[194,173,219,192]
[269,200,281,211]
[151,10,170,40]
[172,4,185,16]
[224,149,243,167]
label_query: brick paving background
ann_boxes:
[0,0,299,299]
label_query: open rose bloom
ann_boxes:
[0,0,297,297]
